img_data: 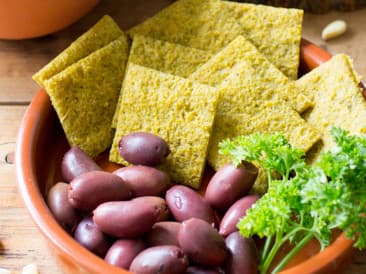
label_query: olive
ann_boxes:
[118,132,170,166]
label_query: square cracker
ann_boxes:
[128,0,303,79]
[207,101,321,171]
[109,64,220,189]
[33,15,126,87]
[296,54,366,161]
[190,35,312,114]
[44,36,130,157]
[129,35,212,78]
[111,34,212,128]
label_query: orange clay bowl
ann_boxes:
[0,0,100,39]
[15,39,359,274]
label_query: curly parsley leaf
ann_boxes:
[219,127,366,273]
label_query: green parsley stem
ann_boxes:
[271,232,314,273]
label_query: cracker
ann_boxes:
[190,35,312,114]
[208,102,321,171]
[296,54,366,160]
[44,36,130,157]
[33,15,126,87]
[129,35,212,77]
[220,1,303,80]
[109,64,219,189]
[128,0,303,79]
[111,34,212,128]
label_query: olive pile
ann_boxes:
[47,132,260,274]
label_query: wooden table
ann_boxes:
[0,1,365,273]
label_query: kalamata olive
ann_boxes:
[61,146,101,182]
[93,196,169,238]
[74,216,111,257]
[129,245,188,274]
[145,221,181,247]
[178,218,228,267]
[166,185,218,227]
[185,266,222,274]
[68,170,133,212]
[47,182,80,232]
[113,165,170,197]
[225,231,258,274]
[104,238,146,269]
[118,132,170,166]
[219,195,259,237]
[205,162,258,212]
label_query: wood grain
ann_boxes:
[0,1,365,273]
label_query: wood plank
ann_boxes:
[0,106,62,273]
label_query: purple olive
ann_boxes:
[113,165,170,197]
[166,185,218,227]
[205,162,258,212]
[93,196,169,238]
[104,238,146,269]
[225,231,258,274]
[61,146,101,182]
[145,221,181,247]
[219,195,259,237]
[47,182,80,232]
[129,245,188,274]
[68,170,133,212]
[185,266,222,274]
[118,132,170,166]
[178,218,228,267]
[74,216,111,257]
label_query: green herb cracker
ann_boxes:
[111,34,212,128]
[128,0,303,79]
[109,64,219,189]
[129,35,212,77]
[296,54,366,160]
[33,15,126,87]
[190,35,312,114]
[44,36,130,157]
[221,1,303,80]
[207,102,321,171]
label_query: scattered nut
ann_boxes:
[321,20,347,41]
[21,263,39,274]
[0,268,13,274]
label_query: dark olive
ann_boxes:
[47,182,80,232]
[93,196,169,238]
[178,218,228,267]
[166,185,218,227]
[61,146,101,182]
[129,245,188,274]
[73,216,111,257]
[205,162,258,212]
[225,231,258,274]
[118,132,170,166]
[113,165,170,197]
[104,238,145,269]
[68,170,133,212]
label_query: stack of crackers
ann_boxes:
[33,0,366,192]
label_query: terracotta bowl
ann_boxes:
[0,0,100,39]
[15,39,357,274]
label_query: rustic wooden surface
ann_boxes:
[0,1,365,273]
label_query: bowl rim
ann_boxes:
[15,39,355,274]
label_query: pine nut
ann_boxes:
[321,20,347,40]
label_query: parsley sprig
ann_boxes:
[219,127,366,274]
